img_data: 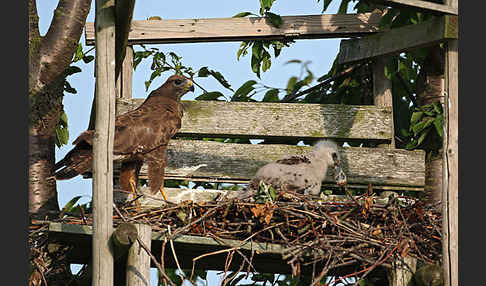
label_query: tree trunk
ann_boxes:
[29,1,92,285]
[415,45,444,209]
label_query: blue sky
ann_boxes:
[36,0,349,284]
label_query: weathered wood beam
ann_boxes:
[373,57,395,148]
[369,0,458,15]
[85,12,383,45]
[115,0,135,78]
[117,99,393,141]
[338,15,458,64]
[109,139,426,188]
[92,0,116,285]
[47,222,359,275]
[126,224,151,286]
[442,38,458,286]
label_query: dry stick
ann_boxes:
[334,244,398,286]
[218,250,235,286]
[208,233,257,274]
[113,204,177,286]
[280,62,365,102]
[167,225,187,286]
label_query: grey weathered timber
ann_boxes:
[442,38,458,286]
[115,46,133,100]
[369,0,458,15]
[93,0,116,285]
[387,256,417,286]
[338,15,458,64]
[47,222,359,275]
[117,98,393,141]
[110,139,425,188]
[373,57,395,148]
[85,12,382,45]
[126,224,152,286]
[114,0,135,78]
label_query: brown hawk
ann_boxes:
[53,75,194,201]
[248,140,347,195]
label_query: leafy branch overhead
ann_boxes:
[233,0,293,78]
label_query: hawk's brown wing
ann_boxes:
[113,96,182,155]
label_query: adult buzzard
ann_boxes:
[248,140,347,195]
[53,75,194,201]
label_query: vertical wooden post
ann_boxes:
[373,57,395,148]
[374,57,416,285]
[442,1,458,286]
[116,45,134,100]
[442,38,458,286]
[126,224,152,286]
[93,0,116,285]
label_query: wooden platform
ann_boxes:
[48,222,358,275]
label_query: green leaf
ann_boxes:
[338,0,351,14]
[195,91,224,101]
[144,81,151,91]
[237,41,251,60]
[261,54,272,72]
[263,89,279,102]
[434,115,443,138]
[416,128,430,147]
[232,12,255,18]
[65,66,82,77]
[410,111,423,124]
[265,12,282,28]
[322,0,334,12]
[64,81,77,94]
[433,101,443,114]
[286,76,298,94]
[61,196,82,214]
[208,70,233,91]
[73,44,84,62]
[251,53,261,78]
[82,55,94,63]
[233,80,257,100]
[197,66,209,77]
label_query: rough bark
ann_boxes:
[415,45,444,209]
[28,0,92,217]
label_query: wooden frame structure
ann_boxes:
[51,1,459,285]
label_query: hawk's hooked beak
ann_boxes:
[186,80,195,92]
[334,164,347,186]
[331,153,347,186]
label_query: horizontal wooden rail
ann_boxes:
[85,12,382,45]
[338,15,458,64]
[117,98,393,141]
[48,222,357,275]
[369,0,458,15]
[108,139,426,188]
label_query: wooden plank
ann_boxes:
[338,15,458,64]
[117,99,393,141]
[110,139,425,188]
[48,222,357,275]
[85,12,383,45]
[126,224,151,286]
[369,0,458,15]
[442,38,458,286]
[92,0,116,285]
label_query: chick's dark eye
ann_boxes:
[174,79,183,85]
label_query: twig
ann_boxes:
[167,225,187,286]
